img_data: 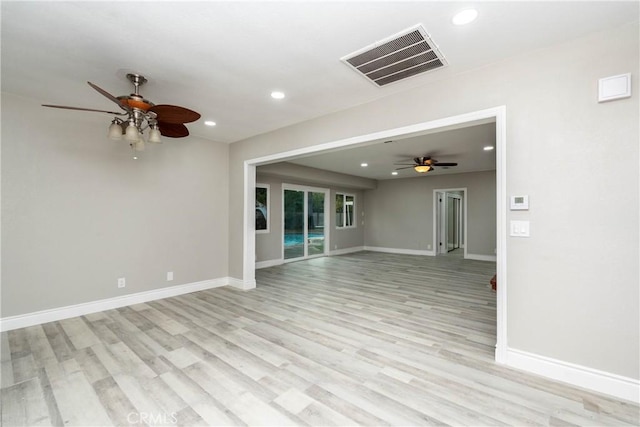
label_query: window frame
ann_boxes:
[255,183,270,234]
[335,192,356,229]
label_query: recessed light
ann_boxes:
[361,163,368,167]
[483,146,494,151]
[271,91,285,99]
[204,121,216,127]
[452,9,478,26]
[391,171,398,176]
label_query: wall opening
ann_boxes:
[243,106,508,363]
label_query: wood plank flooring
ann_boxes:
[2,252,639,426]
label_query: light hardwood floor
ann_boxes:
[2,252,638,426]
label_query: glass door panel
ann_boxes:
[307,192,325,257]
[284,189,305,260]
[447,195,461,252]
[447,196,455,251]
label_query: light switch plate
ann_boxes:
[510,220,530,237]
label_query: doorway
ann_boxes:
[244,106,507,363]
[283,184,329,262]
[435,189,466,257]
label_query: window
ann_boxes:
[336,193,355,228]
[256,184,270,233]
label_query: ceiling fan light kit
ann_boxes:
[43,73,201,158]
[395,156,458,174]
[125,122,141,142]
[148,127,162,143]
[108,119,124,140]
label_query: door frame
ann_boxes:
[243,105,507,363]
[434,189,467,257]
[282,183,330,262]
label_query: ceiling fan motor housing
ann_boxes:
[118,95,154,112]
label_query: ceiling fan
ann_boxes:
[395,156,458,173]
[42,73,201,155]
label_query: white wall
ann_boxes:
[229,23,639,380]
[364,171,496,257]
[1,93,230,317]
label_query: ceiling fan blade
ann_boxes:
[42,104,126,115]
[149,105,201,124]
[394,163,418,166]
[158,121,189,138]
[395,166,415,170]
[87,81,130,111]
[432,162,458,167]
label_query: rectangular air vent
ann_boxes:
[341,24,447,87]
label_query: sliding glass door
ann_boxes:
[283,185,328,261]
[307,192,325,256]
[284,189,305,260]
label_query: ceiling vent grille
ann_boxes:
[341,24,447,87]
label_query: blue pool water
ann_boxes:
[284,232,324,247]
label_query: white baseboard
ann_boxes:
[255,259,284,269]
[506,347,640,403]
[0,277,232,332]
[329,246,364,256]
[465,253,497,262]
[228,277,256,290]
[364,246,435,257]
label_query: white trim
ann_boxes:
[506,347,640,403]
[495,106,508,364]
[243,105,508,365]
[0,278,230,332]
[282,183,328,193]
[245,107,504,166]
[228,277,256,290]
[256,258,284,269]
[465,253,497,262]
[329,246,365,256]
[244,163,257,285]
[364,246,436,257]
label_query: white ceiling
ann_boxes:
[2,1,638,146]
[286,121,497,180]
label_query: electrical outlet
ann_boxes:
[117,277,126,288]
[427,244,431,250]
[167,271,174,281]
